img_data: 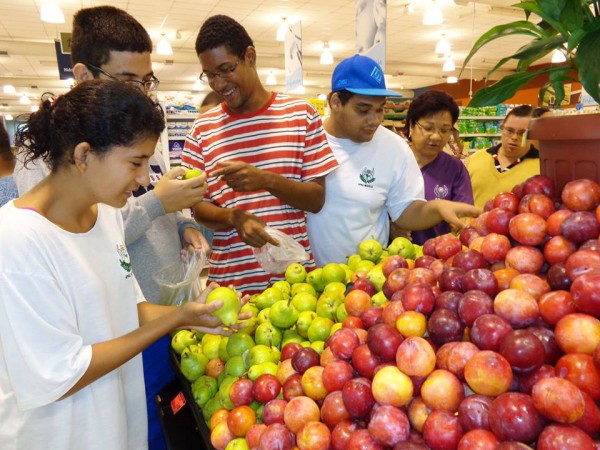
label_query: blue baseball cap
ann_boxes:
[331,54,401,97]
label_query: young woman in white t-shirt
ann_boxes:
[0,80,246,450]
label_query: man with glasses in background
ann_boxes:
[467,104,539,207]
[13,6,209,450]
[306,55,480,266]
[181,15,338,295]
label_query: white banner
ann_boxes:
[285,21,303,92]
[356,0,387,70]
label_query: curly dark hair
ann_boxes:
[0,121,12,162]
[403,90,459,140]
[71,6,152,70]
[195,15,253,58]
[16,80,165,171]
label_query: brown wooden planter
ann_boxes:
[529,114,600,193]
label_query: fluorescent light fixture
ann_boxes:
[192,79,203,91]
[442,58,456,72]
[156,35,173,56]
[551,48,567,63]
[447,76,458,84]
[435,35,451,57]
[40,1,65,24]
[19,94,31,105]
[266,72,277,86]
[320,42,334,65]
[3,85,16,94]
[423,1,443,26]
[276,17,287,42]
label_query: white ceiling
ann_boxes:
[0,0,542,115]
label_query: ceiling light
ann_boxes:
[19,94,31,105]
[156,35,173,56]
[551,48,567,63]
[443,57,456,72]
[320,41,334,65]
[405,2,415,14]
[447,76,458,84]
[423,1,443,26]
[276,17,287,42]
[192,79,203,91]
[435,35,451,57]
[40,1,65,24]
[266,71,277,86]
[5,114,13,121]
[3,85,16,94]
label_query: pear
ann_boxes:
[206,286,240,327]
[171,329,199,354]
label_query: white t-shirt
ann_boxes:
[0,202,147,450]
[307,126,425,266]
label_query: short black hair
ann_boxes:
[16,80,165,171]
[195,15,253,58]
[504,104,534,123]
[71,6,152,69]
[403,90,459,139]
[327,90,354,107]
[533,107,551,118]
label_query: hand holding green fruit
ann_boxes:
[182,168,204,180]
[205,286,241,327]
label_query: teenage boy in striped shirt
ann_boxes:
[182,15,338,295]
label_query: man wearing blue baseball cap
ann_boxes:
[307,55,481,265]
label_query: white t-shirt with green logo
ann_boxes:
[0,203,147,450]
[307,126,425,266]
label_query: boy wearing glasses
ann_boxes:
[182,15,338,295]
[467,105,539,207]
[306,55,481,266]
[13,7,209,450]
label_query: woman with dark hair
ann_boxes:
[0,80,244,449]
[401,90,474,245]
[0,121,17,207]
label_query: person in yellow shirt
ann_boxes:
[466,105,539,207]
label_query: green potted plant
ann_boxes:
[460,0,600,192]
[461,0,600,106]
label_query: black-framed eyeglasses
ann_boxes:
[199,62,240,83]
[84,63,160,92]
[415,121,453,138]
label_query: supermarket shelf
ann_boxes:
[462,133,502,137]
[459,116,505,120]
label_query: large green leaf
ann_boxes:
[560,0,586,31]
[519,1,569,35]
[460,21,544,76]
[575,27,600,103]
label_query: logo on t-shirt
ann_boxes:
[117,243,133,278]
[434,184,449,199]
[359,167,375,188]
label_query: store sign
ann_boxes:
[580,86,598,106]
[356,0,387,69]
[54,40,73,80]
[285,20,303,92]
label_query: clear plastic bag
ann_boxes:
[152,248,206,306]
[253,227,309,274]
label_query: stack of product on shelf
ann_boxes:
[457,105,508,152]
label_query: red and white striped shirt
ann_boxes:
[182,93,338,295]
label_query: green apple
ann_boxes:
[269,300,299,329]
[282,329,305,346]
[347,254,363,271]
[307,316,334,342]
[254,321,283,348]
[372,290,388,306]
[291,282,317,297]
[218,336,230,360]
[291,291,318,312]
[316,293,338,321]
[330,322,343,336]
[271,280,292,299]
[336,303,348,322]
[341,263,353,283]
[358,238,384,262]
[284,263,307,284]
[414,244,424,258]
[248,361,278,381]
[378,250,389,263]
[226,332,255,358]
[171,329,199,354]
[322,263,347,284]
[306,268,327,293]
[296,311,317,338]
[367,263,386,291]
[225,355,247,377]
[240,302,258,318]
[180,345,209,382]
[256,286,283,310]
[182,168,203,180]
[311,340,325,355]
[387,236,416,259]
[323,282,347,302]
[355,259,376,273]
[247,344,276,367]
[206,286,240,327]
[226,438,249,450]
[201,333,222,360]
[191,375,217,408]
[202,396,223,424]
[217,376,238,410]
[237,316,258,335]
[256,308,271,325]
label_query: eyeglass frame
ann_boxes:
[84,63,160,92]
[199,61,240,83]
[501,125,528,138]
[414,120,454,138]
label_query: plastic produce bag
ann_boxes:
[152,248,206,306]
[253,227,309,274]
